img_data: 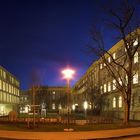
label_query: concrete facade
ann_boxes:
[0,65,20,116]
[73,31,140,120]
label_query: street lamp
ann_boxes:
[72,104,75,111]
[61,68,75,131]
[83,100,88,118]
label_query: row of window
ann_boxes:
[0,68,19,87]
[100,52,116,69]
[100,51,139,70]
[100,72,138,93]
[52,103,64,110]
[111,95,140,108]
[113,96,123,108]
[0,91,19,103]
[0,80,19,96]
[76,39,139,91]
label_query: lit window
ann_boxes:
[6,83,8,92]
[3,71,6,79]
[134,52,138,63]
[108,57,111,63]
[113,97,116,108]
[7,94,9,102]
[118,96,123,108]
[9,85,11,93]
[113,79,116,90]
[113,53,116,59]
[11,86,13,94]
[17,89,19,96]
[0,91,2,101]
[2,81,5,91]
[133,71,138,84]
[100,63,103,69]
[104,84,107,93]
[0,80,2,89]
[125,75,128,85]
[125,48,127,52]
[3,92,6,101]
[133,38,138,46]
[58,104,62,110]
[52,91,55,100]
[118,78,122,85]
[108,82,111,92]
[52,103,55,110]
[9,95,11,102]
[100,86,103,94]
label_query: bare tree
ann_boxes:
[86,75,105,115]
[88,0,140,124]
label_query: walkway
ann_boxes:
[0,127,140,140]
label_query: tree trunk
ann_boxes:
[124,101,130,124]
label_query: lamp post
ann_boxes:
[61,68,75,130]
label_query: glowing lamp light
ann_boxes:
[61,69,75,80]
[72,104,75,111]
[83,101,88,110]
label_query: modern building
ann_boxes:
[0,66,20,116]
[73,31,140,120]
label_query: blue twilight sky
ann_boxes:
[0,0,138,90]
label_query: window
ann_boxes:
[113,97,116,108]
[100,86,103,94]
[58,104,62,110]
[125,75,128,85]
[52,103,55,110]
[2,81,5,91]
[104,84,107,93]
[3,71,6,79]
[0,91,2,101]
[17,89,19,96]
[0,80,2,89]
[108,57,111,63]
[133,38,138,46]
[100,63,103,69]
[9,85,11,93]
[113,79,116,90]
[113,53,116,59]
[125,48,127,52]
[118,78,122,85]
[133,71,138,84]
[118,96,123,108]
[11,86,13,94]
[108,82,111,92]
[52,91,55,100]
[6,83,8,92]
[9,94,11,102]
[134,52,138,63]
[3,92,6,101]
[7,94,9,102]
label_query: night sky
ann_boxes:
[0,0,138,90]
